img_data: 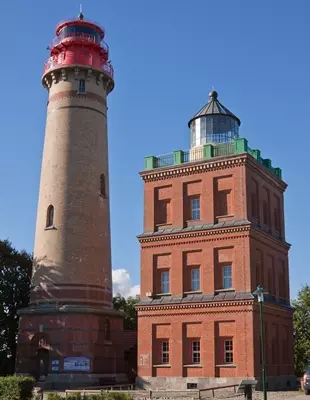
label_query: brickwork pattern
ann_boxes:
[32,69,112,303]
[16,65,123,382]
[137,155,294,389]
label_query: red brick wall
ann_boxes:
[140,231,251,299]
[138,155,293,383]
[137,304,255,379]
[245,160,286,239]
[249,230,290,301]
[253,305,294,377]
[16,312,125,377]
[143,163,247,233]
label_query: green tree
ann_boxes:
[0,240,32,375]
[292,284,310,377]
[113,293,139,330]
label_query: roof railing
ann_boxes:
[43,57,114,79]
[144,138,282,180]
[56,17,105,35]
[50,33,109,53]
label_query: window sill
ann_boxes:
[156,292,172,297]
[183,364,203,368]
[99,194,107,199]
[184,291,203,295]
[216,364,236,368]
[45,226,56,231]
[156,223,172,227]
[104,340,112,345]
[216,214,234,219]
[186,219,201,224]
[215,288,235,293]
[153,364,171,368]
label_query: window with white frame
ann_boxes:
[191,198,200,220]
[223,265,232,289]
[192,340,200,364]
[161,341,169,364]
[224,339,233,364]
[161,271,169,293]
[191,268,200,291]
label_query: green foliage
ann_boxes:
[0,376,35,400]
[46,393,132,400]
[113,294,139,330]
[101,392,132,400]
[0,240,32,375]
[46,394,63,400]
[293,284,310,377]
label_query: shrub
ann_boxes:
[0,376,35,400]
[100,392,132,400]
[46,394,63,400]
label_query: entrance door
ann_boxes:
[36,348,49,380]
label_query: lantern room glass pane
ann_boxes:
[59,25,101,44]
[190,115,239,147]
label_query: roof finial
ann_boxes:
[78,4,84,20]
[209,87,218,101]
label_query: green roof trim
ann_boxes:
[144,138,282,180]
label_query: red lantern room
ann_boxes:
[43,11,114,83]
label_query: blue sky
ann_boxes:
[1,0,309,299]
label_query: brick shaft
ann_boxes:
[16,66,125,383]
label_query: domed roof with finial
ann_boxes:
[188,90,241,127]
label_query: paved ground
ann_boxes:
[42,391,308,400]
[226,392,307,399]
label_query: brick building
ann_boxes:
[16,13,125,387]
[136,91,295,390]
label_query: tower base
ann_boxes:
[16,304,125,387]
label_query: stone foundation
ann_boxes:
[136,375,298,391]
[29,373,128,390]
[136,376,249,390]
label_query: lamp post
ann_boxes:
[253,285,269,400]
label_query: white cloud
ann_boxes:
[112,269,140,298]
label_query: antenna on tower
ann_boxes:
[78,4,84,20]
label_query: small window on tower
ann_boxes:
[78,79,86,94]
[222,265,232,289]
[192,340,201,364]
[161,271,170,294]
[190,198,200,220]
[104,319,111,341]
[100,174,106,197]
[46,205,54,228]
[224,339,233,364]
[161,341,169,364]
[191,268,200,291]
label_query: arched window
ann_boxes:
[100,174,106,197]
[104,319,111,341]
[46,205,54,228]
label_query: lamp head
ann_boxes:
[253,285,269,303]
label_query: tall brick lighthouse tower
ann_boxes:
[136,91,295,390]
[16,12,125,386]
